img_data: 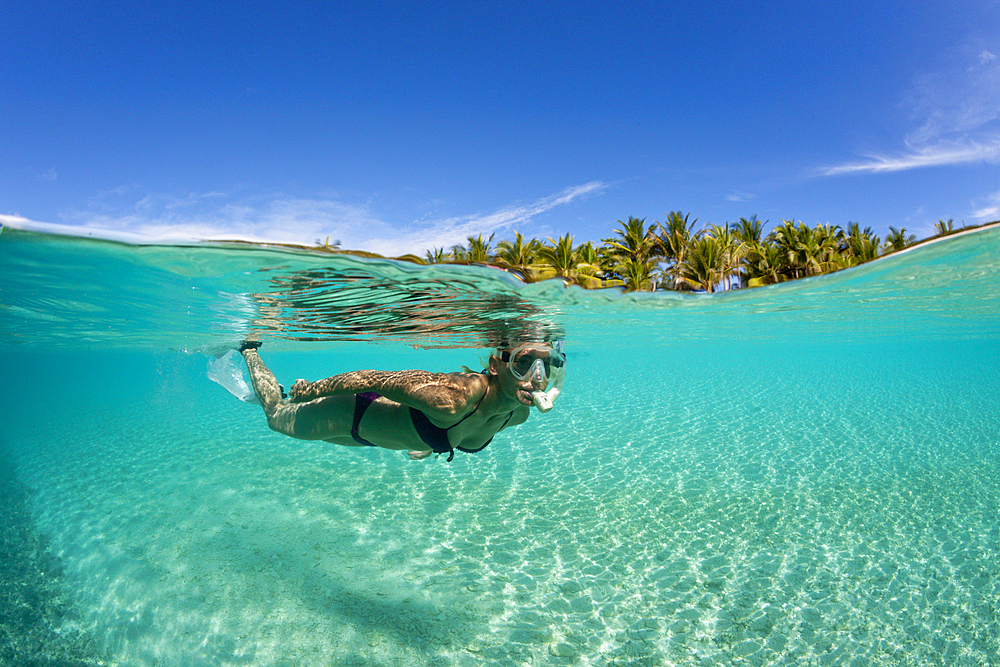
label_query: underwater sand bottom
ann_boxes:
[14,375,1000,667]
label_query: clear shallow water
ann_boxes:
[1,225,999,667]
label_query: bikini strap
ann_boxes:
[455,410,514,454]
[446,387,489,430]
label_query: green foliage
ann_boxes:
[934,218,954,235]
[413,209,961,292]
[617,257,658,291]
[731,215,764,245]
[884,226,915,253]
[466,233,495,262]
[425,247,447,264]
[680,236,725,292]
[538,233,578,278]
[656,211,698,289]
[495,232,541,268]
[602,217,658,265]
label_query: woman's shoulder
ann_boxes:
[414,370,488,418]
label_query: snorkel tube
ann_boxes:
[531,340,565,413]
[531,371,563,412]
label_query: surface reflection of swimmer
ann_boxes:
[239,341,565,461]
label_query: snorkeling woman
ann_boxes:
[239,341,565,461]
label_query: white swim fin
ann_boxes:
[207,349,260,404]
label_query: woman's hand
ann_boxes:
[408,450,433,460]
[288,379,313,403]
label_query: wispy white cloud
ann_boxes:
[372,181,608,256]
[58,193,403,248]
[971,190,1000,220]
[15,182,608,256]
[725,191,757,203]
[824,43,1000,175]
[823,137,1000,175]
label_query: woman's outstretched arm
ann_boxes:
[288,369,486,420]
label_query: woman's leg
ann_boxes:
[241,345,285,419]
[240,345,352,440]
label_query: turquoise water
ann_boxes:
[1,225,999,667]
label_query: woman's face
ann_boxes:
[494,344,555,406]
[509,369,538,406]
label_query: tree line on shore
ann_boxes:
[420,214,982,292]
[313,214,984,292]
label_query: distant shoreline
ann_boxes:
[876,219,1000,257]
[3,213,999,293]
[4,213,998,258]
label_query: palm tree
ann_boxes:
[767,219,803,280]
[656,211,698,290]
[844,223,881,265]
[767,219,841,279]
[812,223,845,274]
[425,247,447,264]
[883,226,915,253]
[595,243,624,284]
[495,232,541,269]
[705,223,745,291]
[601,217,662,291]
[533,234,608,288]
[466,233,495,263]
[602,217,659,267]
[617,257,658,291]
[846,236,881,265]
[934,218,955,236]
[731,216,764,246]
[729,216,766,289]
[743,242,784,287]
[680,236,726,292]
[572,241,603,276]
[538,233,579,279]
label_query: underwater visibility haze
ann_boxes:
[1,224,999,667]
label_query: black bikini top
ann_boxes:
[409,389,513,462]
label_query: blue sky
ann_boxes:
[3,0,999,256]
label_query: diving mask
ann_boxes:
[500,341,566,412]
